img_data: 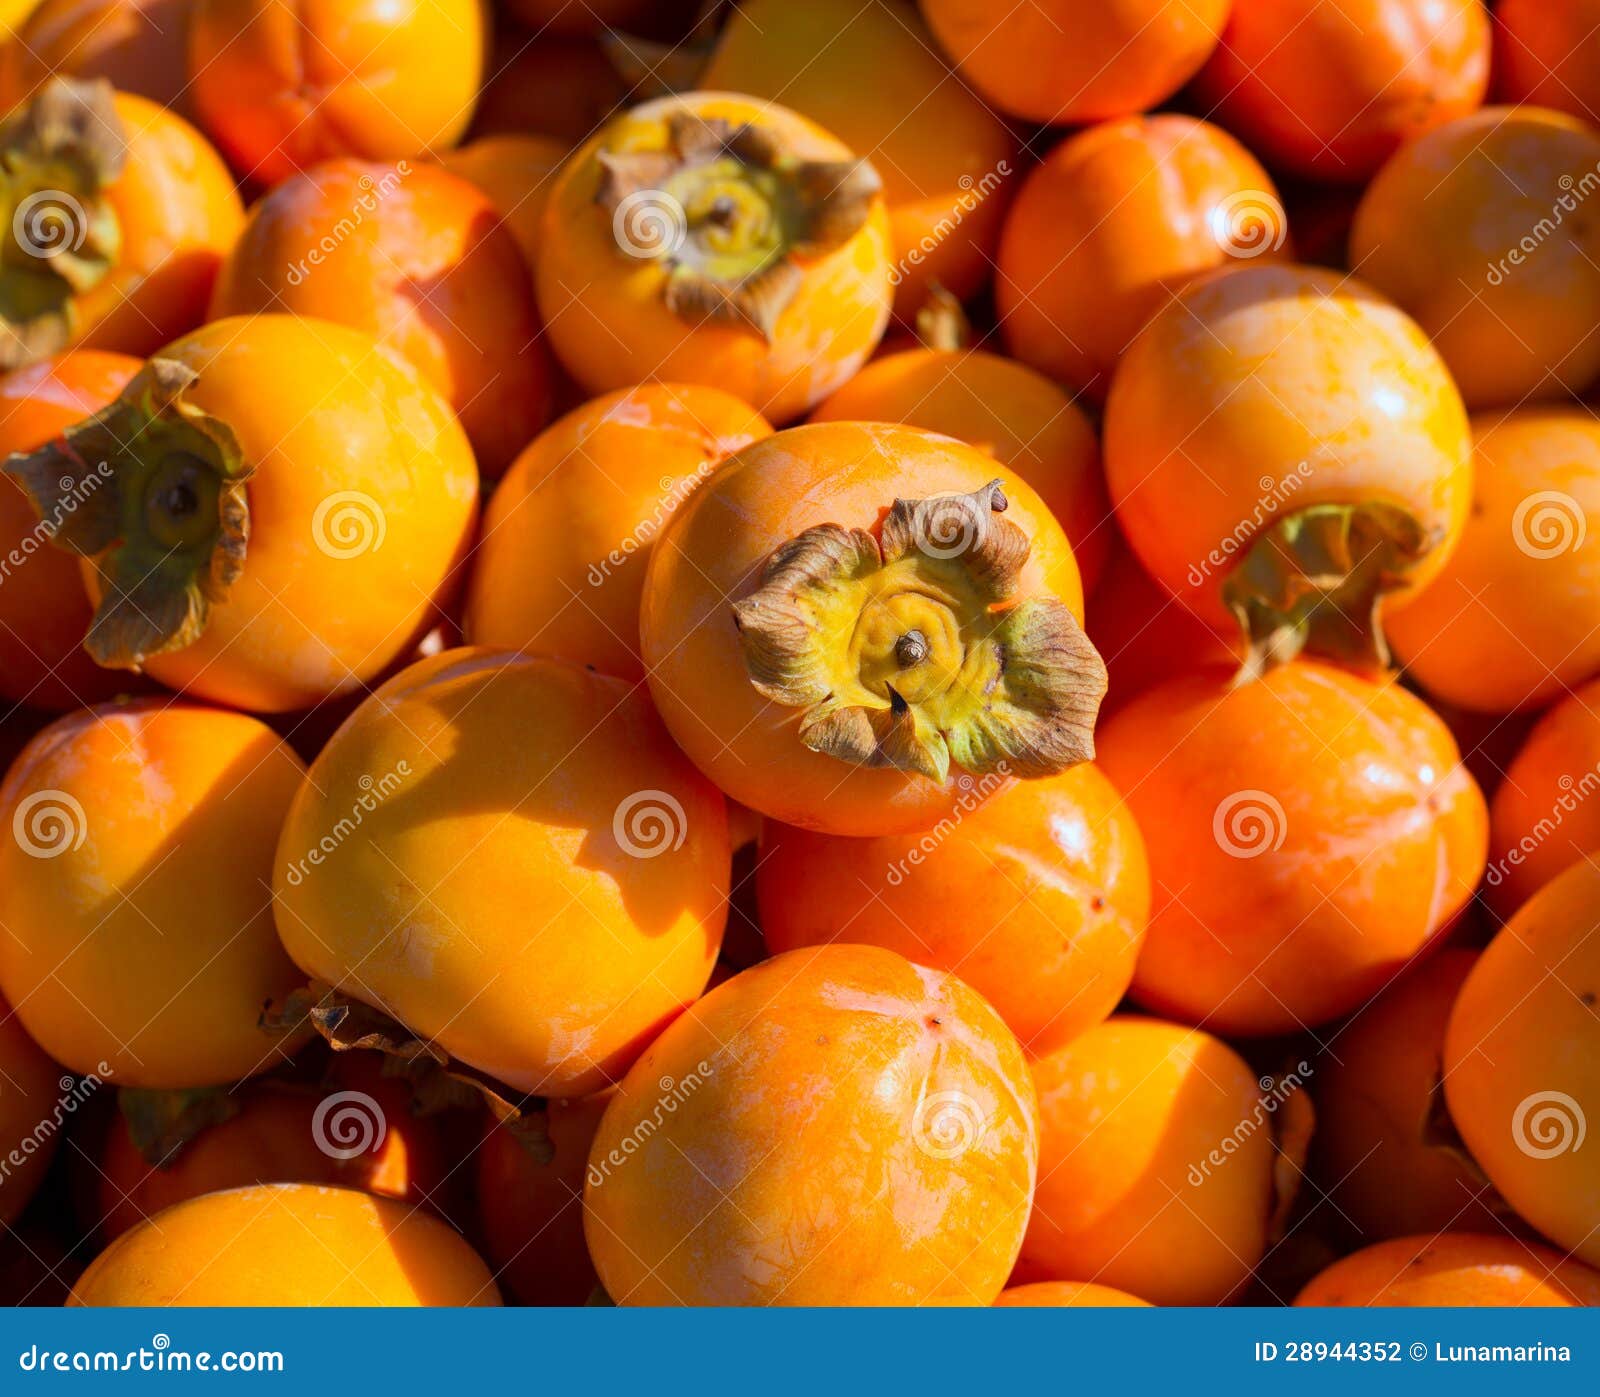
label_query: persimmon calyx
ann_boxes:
[596,110,881,341]
[0,77,125,370]
[733,478,1107,784]
[4,356,251,671]
[1223,501,1432,685]
[117,1085,241,1169]
[913,282,971,353]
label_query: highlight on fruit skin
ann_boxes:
[69,1184,500,1306]
[994,1282,1151,1308]
[1295,1234,1600,1307]
[641,420,1105,837]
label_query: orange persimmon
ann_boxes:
[0,349,139,710]
[538,92,893,424]
[995,1283,1151,1308]
[1350,108,1600,408]
[758,763,1149,1056]
[1297,1234,1600,1307]
[5,315,478,712]
[1387,410,1600,713]
[920,0,1228,126]
[0,1000,63,1224]
[0,700,306,1087]
[273,649,730,1099]
[1104,263,1471,675]
[209,158,553,477]
[584,944,1038,1306]
[810,344,1111,591]
[702,0,1017,315]
[1016,1017,1287,1307]
[0,79,242,368]
[0,0,191,109]
[70,1184,499,1306]
[1444,861,1600,1267]
[1096,662,1486,1035]
[641,421,1105,837]
[466,384,770,681]
[1497,0,1600,124]
[186,0,483,186]
[436,133,568,275]
[997,114,1290,401]
[1193,0,1490,182]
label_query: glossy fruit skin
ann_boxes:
[1097,662,1486,1035]
[994,1282,1151,1307]
[1017,1017,1276,1306]
[1194,0,1489,181]
[1487,675,1600,916]
[70,1183,500,1305]
[702,0,1016,315]
[1311,949,1503,1242]
[811,348,1110,591]
[187,0,482,186]
[0,0,191,108]
[538,93,894,425]
[1296,1234,1600,1306]
[1496,1,1600,125]
[436,134,568,275]
[585,944,1038,1306]
[0,1001,63,1225]
[758,764,1149,1056]
[1387,410,1600,713]
[466,384,772,681]
[1351,108,1600,408]
[102,315,477,712]
[476,1093,609,1306]
[919,0,1228,125]
[641,421,1087,838]
[997,115,1288,401]
[209,159,553,477]
[0,350,140,709]
[274,649,730,1099]
[1444,861,1600,1267]
[0,700,306,1087]
[1105,263,1472,634]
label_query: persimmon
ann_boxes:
[0,78,241,368]
[0,349,139,709]
[758,763,1149,1055]
[1296,1234,1600,1307]
[1311,949,1504,1242]
[810,344,1111,592]
[0,0,190,109]
[994,1283,1151,1308]
[1193,0,1489,182]
[0,700,306,1087]
[1497,1,1600,124]
[437,134,568,275]
[702,0,1016,315]
[1487,676,1600,916]
[0,999,63,1224]
[1104,263,1472,675]
[186,0,483,187]
[470,34,631,147]
[1096,662,1486,1035]
[585,944,1038,1306]
[641,422,1105,837]
[273,649,729,1099]
[1387,410,1600,713]
[70,1183,499,1305]
[5,315,478,712]
[466,383,771,681]
[476,1092,609,1306]
[1444,861,1600,1266]
[997,115,1290,401]
[1016,1017,1288,1307]
[1350,108,1600,408]
[538,92,893,424]
[919,0,1227,126]
[209,158,553,477]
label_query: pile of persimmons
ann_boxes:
[0,0,1594,1311]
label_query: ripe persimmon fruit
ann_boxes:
[538,92,893,423]
[994,1283,1151,1308]
[0,0,191,110]
[641,421,1106,837]
[1496,0,1600,125]
[1296,1234,1600,1307]
[5,314,478,712]
[584,944,1038,1305]
[437,134,568,276]
[0,1000,62,1224]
